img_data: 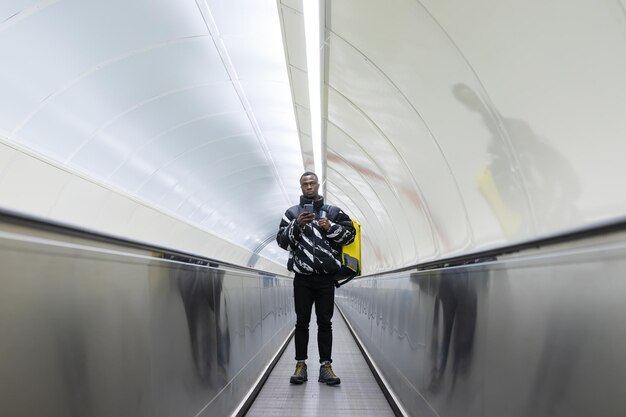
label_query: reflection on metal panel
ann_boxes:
[0,222,294,417]
[336,234,626,417]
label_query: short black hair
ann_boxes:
[299,171,318,182]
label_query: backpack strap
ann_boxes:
[335,275,357,288]
[321,204,340,220]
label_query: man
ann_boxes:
[276,171,356,385]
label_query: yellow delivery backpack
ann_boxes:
[333,217,361,288]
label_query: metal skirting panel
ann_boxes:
[245,310,395,417]
[0,221,294,417]
[335,232,626,417]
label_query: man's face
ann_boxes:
[300,175,319,199]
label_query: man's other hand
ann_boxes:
[318,217,331,231]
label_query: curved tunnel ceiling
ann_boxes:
[324,0,626,273]
[1,0,626,273]
[0,0,308,267]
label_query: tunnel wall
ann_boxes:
[325,0,626,273]
[336,231,626,417]
[0,140,287,274]
[0,218,294,417]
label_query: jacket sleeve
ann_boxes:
[326,209,355,246]
[276,209,302,250]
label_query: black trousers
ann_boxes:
[293,273,335,363]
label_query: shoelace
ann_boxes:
[322,364,336,377]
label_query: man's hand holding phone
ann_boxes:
[297,204,315,226]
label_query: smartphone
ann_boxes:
[303,203,314,214]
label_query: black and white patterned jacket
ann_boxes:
[276,196,355,275]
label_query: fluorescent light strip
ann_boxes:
[303,0,323,194]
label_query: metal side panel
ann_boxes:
[0,220,294,417]
[335,232,626,417]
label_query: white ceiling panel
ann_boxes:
[0,0,39,22]
[0,0,208,130]
[16,37,231,160]
[325,0,626,271]
[0,0,304,264]
[279,3,308,72]
[68,84,243,178]
[279,0,312,173]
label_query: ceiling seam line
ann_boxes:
[326,152,412,264]
[175,160,273,214]
[413,0,538,230]
[0,0,60,33]
[327,29,476,246]
[9,34,212,139]
[191,173,276,223]
[195,0,291,205]
[134,132,258,194]
[327,120,434,258]
[104,111,248,181]
[327,86,442,251]
[276,0,310,174]
[65,81,237,164]
[0,135,270,258]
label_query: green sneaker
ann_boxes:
[290,362,307,384]
[318,362,341,385]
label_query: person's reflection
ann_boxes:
[173,257,230,387]
[526,283,589,416]
[54,297,92,417]
[453,83,581,237]
[428,261,481,394]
